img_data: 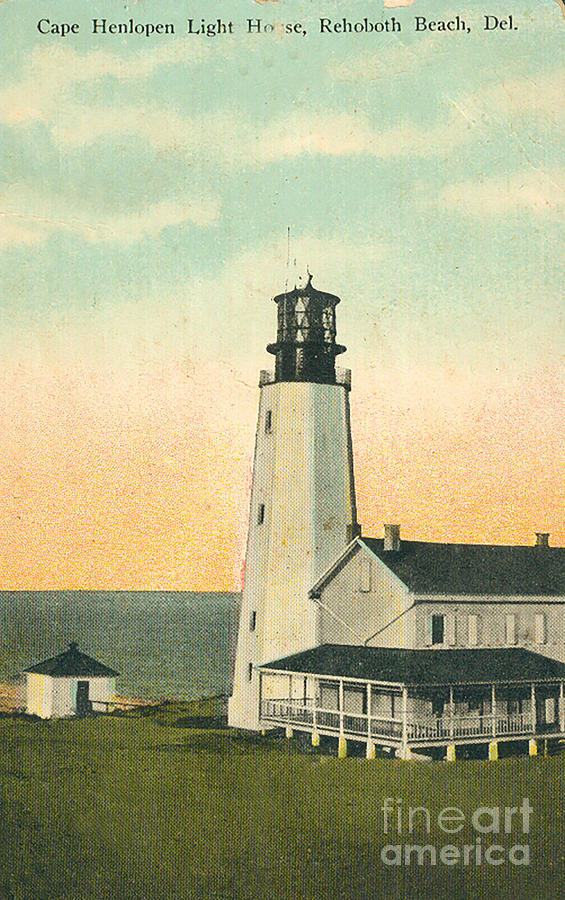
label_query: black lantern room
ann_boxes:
[267,274,346,384]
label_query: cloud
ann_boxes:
[0,184,220,247]
[51,103,204,151]
[437,168,565,217]
[330,35,439,82]
[0,216,45,247]
[0,42,208,125]
[4,36,562,174]
[49,102,466,166]
[46,66,565,165]
[448,68,565,129]
[257,109,465,162]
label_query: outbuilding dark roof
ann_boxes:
[361,537,565,596]
[259,644,565,686]
[24,643,119,678]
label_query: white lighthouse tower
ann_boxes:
[228,274,359,730]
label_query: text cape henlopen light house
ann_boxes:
[229,275,565,760]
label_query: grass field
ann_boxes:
[0,708,564,899]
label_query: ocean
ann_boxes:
[0,592,240,701]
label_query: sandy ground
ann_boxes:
[0,682,24,712]
[0,682,159,713]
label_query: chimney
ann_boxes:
[383,524,401,552]
[535,533,550,549]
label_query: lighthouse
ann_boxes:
[228,274,359,730]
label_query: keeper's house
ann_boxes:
[25,642,119,719]
[258,529,565,759]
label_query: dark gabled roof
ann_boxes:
[259,644,565,686]
[361,537,565,596]
[24,643,119,678]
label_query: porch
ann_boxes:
[257,645,565,757]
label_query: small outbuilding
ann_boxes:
[24,642,119,719]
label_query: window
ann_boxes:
[250,611,256,632]
[265,410,272,434]
[505,613,517,645]
[545,697,556,722]
[508,697,523,715]
[257,503,265,525]
[534,613,546,644]
[468,615,479,647]
[431,614,445,645]
[247,663,253,681]
[343,686,366,715]
[444,616,456,645]
[432,695,445,717]
[320,683,339,710]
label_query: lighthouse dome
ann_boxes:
[267,273,346,384]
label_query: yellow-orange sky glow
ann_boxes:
[2,0,564,589]
[2,335,565,590]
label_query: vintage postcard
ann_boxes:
[1,0,564,897]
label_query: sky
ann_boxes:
[1,0,564,589]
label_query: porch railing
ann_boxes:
[261,699,402,738]
[495,713,529,735]
[260,699,535,742]
[259,368,351,389]
[407,713,530,741]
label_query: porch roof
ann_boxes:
[259,644,565,686]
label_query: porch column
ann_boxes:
[400,685,409,759]
[286,674,293,738]
[529,680,537,755]
[491,684,497,738]
[258,670,263,724]
[559,682,565,732]
[366,683,375,759]
[312,676,320,746]
[449,686,454,740]
[338,678,347,758]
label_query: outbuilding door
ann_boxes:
[76,680,91,714]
